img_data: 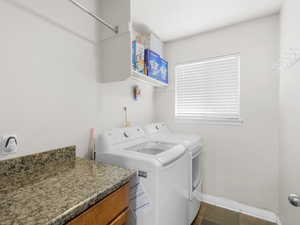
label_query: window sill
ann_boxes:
[175,118,244,126]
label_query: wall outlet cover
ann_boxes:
[0,135,18,155]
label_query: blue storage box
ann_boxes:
[145,49,161,80]
[132,40,145,73]
[159,58,168,84]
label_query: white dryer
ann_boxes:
[96,127,189,225]
[144,122,203,224]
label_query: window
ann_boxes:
[175,54,241,123]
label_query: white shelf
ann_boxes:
[131,70,168,87]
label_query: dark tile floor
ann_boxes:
[192,203,277,225]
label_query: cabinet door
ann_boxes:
[98,0,132,83]
[67,184,129,225]
[99,33,131,83]
[109,209,129,225]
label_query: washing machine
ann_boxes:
[96,126,189,225]
[144,122,203,224]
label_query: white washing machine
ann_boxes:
[96,127,189,225]
[144,122,203,224]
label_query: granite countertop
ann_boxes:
[0,147,135,225]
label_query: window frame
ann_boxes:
[174,53,243,125]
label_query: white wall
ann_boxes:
[155,15,280,212]
[0,0,154,160]
[279,0,300,224]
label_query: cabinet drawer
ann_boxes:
[67,183,129,225]
[109,209,129,225]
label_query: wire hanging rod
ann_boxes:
[69,0,119,34]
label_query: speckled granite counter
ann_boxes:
[0,146,135,225]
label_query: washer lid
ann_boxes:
[125,141,185,166]
[144,123,203,149]
[156,146,185,166]
[173,134,203,149]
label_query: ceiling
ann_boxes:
[132,0,283,42]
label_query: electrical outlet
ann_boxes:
[0,135,18,155]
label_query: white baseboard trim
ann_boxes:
[196,193,281,225]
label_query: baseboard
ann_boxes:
[196,192,281,225]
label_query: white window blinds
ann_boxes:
[175,54,241,123]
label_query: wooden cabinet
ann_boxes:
[66,183,129,225]
[108,209,128,225]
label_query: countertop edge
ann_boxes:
[49,164,135,225]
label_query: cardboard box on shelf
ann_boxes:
[132,40,145,73]
[160,58,168,84]
[145,49,161,80]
